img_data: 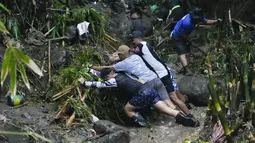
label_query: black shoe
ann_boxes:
[175,113,200,127]
[186,113,194,118]
[131,113,148,127]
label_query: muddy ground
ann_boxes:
[0,98,206,143]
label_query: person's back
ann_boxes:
[114,54,157,83]
[115,73,145,94]
[172,14,195,36]
[133,41,168,78]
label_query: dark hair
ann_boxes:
[100,68,112,79]
[190,8,204,21]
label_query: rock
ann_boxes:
[97,130,130,143]
[66,25,78,44]
[25,28,46,46]
[93,120,130,143]
[0,114,7,122]
[21,112,32,120]
[51,45,71,67]
[93,120,128,134]
[178,76,210,106]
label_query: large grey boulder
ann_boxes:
[178,75,210,106]
[93,120,130,143]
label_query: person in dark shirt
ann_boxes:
[166,0,185,22]
[79,68,199,127]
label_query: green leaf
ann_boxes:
[0,2,10,14]
[13,48,29,63]
[18,62,30,90]
[14,48,43,76]
[1,47,11,85]
[9,51,17,96]
[0,20,9,34]
[31,0,36,6]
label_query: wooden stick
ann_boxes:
[66,111,76,127]
[46,36,69,41]
[44,26,56,37]
[53,86,75,98]
[228,9,234,35]
[48,40,51,82]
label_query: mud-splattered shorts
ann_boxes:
[129,87,161,108]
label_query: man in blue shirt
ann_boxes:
[171,8,221,75]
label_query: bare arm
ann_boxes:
[91,65,114,71]
[204,19,222,24]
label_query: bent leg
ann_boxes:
[176,90,186,103]
[169,92,190,115]
[124,103,137,118]
[180,54,188,67]
[124,102,148,127]
[153,101,179,117]
[163,99,176,109]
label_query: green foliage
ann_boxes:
[52,47,105,118]
[53,6,105,38]
[1,46,43,96]
[0,20,9,34]
[53,48,103,89]
[203,28,255,142]
[0,2,10,14]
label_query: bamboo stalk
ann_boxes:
[206,95,213,116]
[48,40,51,82]
[206,56,233,141]
[251,63,255,126]
[242,53,251,119]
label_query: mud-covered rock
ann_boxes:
[25,28,46,46]
[93,120,128,134]
[178,75,210,106]
[97,129,130,143]
[51,45,71,67]
[94,120,130,143]
[0,122,30,143]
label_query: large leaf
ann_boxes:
[18,62,30,90]
[1,47,11,85]
[0,20,9,34]
[9,51,17,96]
[0,2,10,14]
[14,48,43,76]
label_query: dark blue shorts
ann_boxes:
[129,88,161,108]
[172,34,190,55]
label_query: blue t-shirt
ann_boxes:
[172,14,206,36]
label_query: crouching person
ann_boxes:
[78,68,199,127]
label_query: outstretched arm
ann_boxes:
[88,68,101,77]
[204,19,222,24]
[91,65,114,71]
[79,78,117,88]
